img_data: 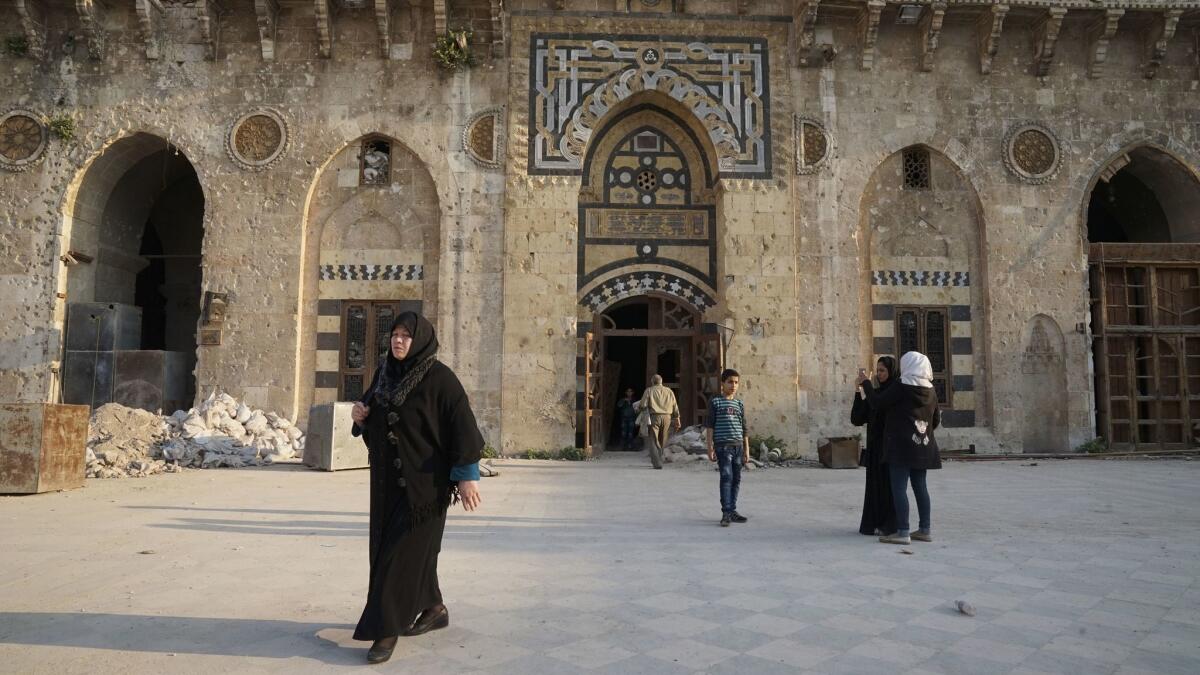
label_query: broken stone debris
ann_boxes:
[86,392,306,478]
[660,425,788,467]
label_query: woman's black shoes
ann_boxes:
[404,604,449,636]
[366,636,398,664]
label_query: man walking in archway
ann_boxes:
[639,374,680,469]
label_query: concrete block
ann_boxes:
[0,403,89,494]
[304,402,368,471]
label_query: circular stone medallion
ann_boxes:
[794,115,831,175]
[462,106,505,170]
[0,110,49,172]
[1003,122,1061,184]
[226,109,289,171]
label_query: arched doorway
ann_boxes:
[59,133,205,413]
[575,98,723,452]
[295,133,440,417]
[1086,146,1200,448]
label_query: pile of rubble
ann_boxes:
[661,426,709,464]
[86,393,305,478]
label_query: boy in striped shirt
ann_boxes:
[706,369,751,527]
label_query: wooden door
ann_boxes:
[583,331,604,452]
[693,331,724,427]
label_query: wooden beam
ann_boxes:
[198,0,225,61]
[74,0,107,60]
[14,0,47,59]
[976,3,1008,75]
[1032,7,1067,77]
[918,2,947,72]
[1087,9,1124,79]
[254,0,280,61]
[315,0,334,59]
[375,0,391,58]
[135,0,164,60]
[1144,9,1183,80]
[794,0,822,67]
[858,0,884,71]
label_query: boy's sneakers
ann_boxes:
[878,533,911,545]
[911,531,932,542]
[729,512,748,523]
[720,514,731,527]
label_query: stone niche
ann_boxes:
[1021,315,1068,453]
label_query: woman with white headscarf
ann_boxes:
[857,351,941,545]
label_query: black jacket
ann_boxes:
[860,380,942,470]
[851,385,889,468]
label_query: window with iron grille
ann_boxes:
[894,306,952,406]
[339,301,403,401]
[359,138,391,186]
[902,146,931,190]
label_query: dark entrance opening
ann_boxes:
[62,138,204,414]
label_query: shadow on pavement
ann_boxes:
[0,613,362,664]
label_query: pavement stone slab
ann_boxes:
[0,456,1198,674]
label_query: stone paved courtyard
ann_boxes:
[1,454,1199,674]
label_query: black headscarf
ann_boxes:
[372,312,439,410]
[875,356,897,391]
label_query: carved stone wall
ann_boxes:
[1021,315,1069,453]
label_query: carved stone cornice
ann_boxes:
[254,0,279,60]
[134,0,164,60]
[794,0,822,67]
[1144,9,1183,79]
[1087,8,1124,79]
[315,0,334,58]
[75,0,107,60]
[434,0,448,36]
[918,2,947,72]
[976,3,1008,75]
[14,0,47,60]
[196,0,225,60]
[1032,7,1068,77]
[858,0,884,71]
[375,0,391,58]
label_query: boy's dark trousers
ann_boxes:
[715,443,743,515]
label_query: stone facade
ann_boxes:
[1,0,1199,456]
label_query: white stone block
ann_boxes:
[303,402,368,471]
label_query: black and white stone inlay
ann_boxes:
[320,264,423,281]
[581,272,714,313]
[872,271,969,287]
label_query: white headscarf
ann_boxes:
[900,351,934,388]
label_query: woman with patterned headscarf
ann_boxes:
[857,351,941,546]
[349,311,483,663]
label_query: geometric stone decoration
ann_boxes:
[462,106,504,170]
[0,109,49,172]
[794,115,830,175]
[1003,122,1061,185]
[871,270,969,287]
[226,108,289,171]
[581,271,715,315]
[529,34,771,177]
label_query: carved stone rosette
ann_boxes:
[1003,122,1061,185]
[794,115,831,175]
[0,109,49,172]
[225,108,290,171]
[462,106,505,170]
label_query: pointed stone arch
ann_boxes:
[1021,314,1069,453]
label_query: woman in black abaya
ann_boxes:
[851,356,897,536]
[350,312,483,664]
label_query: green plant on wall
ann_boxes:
[433,29,475,73]
[48,115,75,142]
[5,35,28,57]
[1075,437,1108,454]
